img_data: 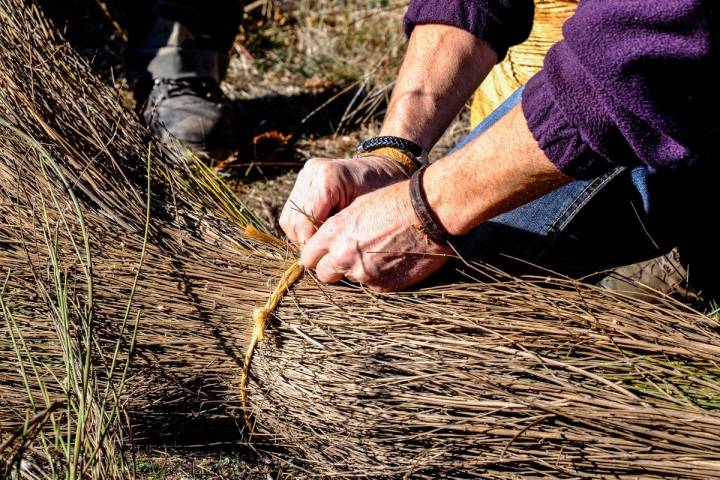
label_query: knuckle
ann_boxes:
[316,161,340,180]
[296,162,316,181]
[305,157,329,173]
[315,268,331,282]
[335,240,358,264]
[352,270,370,285]
[305,157,321,168]
[316,259,340,282]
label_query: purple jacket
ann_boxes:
[405,0,718,179]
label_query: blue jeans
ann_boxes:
[452,88,716,295]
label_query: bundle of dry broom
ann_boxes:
[1,1,719,478]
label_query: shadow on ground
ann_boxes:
[35,0,380,183]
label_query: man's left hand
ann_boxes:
[300,180,452,292]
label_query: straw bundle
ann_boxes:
[471,0,577,127]
[2,1,720,478]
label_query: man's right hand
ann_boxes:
[279,155,408,245]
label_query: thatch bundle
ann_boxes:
[471,0,577,127]
[1,1,720,478]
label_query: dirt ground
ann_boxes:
[30,1,473,477]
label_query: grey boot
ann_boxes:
[142,77,238,161]
[128,14,241,161]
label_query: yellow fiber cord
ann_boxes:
[240,256,304,435]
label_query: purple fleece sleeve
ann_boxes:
[522,0,718,179]
[404,0,534,60]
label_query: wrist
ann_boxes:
[357,136,428,168]
[421,160,479,236]
[357,147,416,176]
[379,123,433,154]
[408,166,458,244]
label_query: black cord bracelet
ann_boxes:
[357,136,428,167]
[409,166,455,245]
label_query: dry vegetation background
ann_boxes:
[24,1,470,478]
[7,2,717,479]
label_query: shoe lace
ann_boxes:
[156,78,226,102]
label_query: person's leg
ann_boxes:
[594,170,717,302]
[127,0,242,85]
[449,88,710,299]
[456,165,679,273]
[671,176,719,300]
[126,0,243,161]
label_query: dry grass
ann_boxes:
[232,1,408,99]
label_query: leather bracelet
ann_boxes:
[357,136,428,167]
[409,165,455,245]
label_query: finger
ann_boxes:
[280,197,319,245]
[314,254,346,284]
[294,224,316,246]
[281,188,335,245]
[345,265,369,286]
[279,201,299,243]
[292,197,325,245]
[279,176,309,243]
[300,218,340,269]
[279,176,315,242]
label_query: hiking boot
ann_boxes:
[598,248,701,303]
[141,77,238,161]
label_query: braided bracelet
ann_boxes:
[409,165,455,245]
[356,147,417,175]
[357,136,428,168]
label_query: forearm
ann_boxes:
[380,24,497,152]
[423,103,572,236]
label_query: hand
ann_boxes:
[279,155,407,245]
[300,180,452,292]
